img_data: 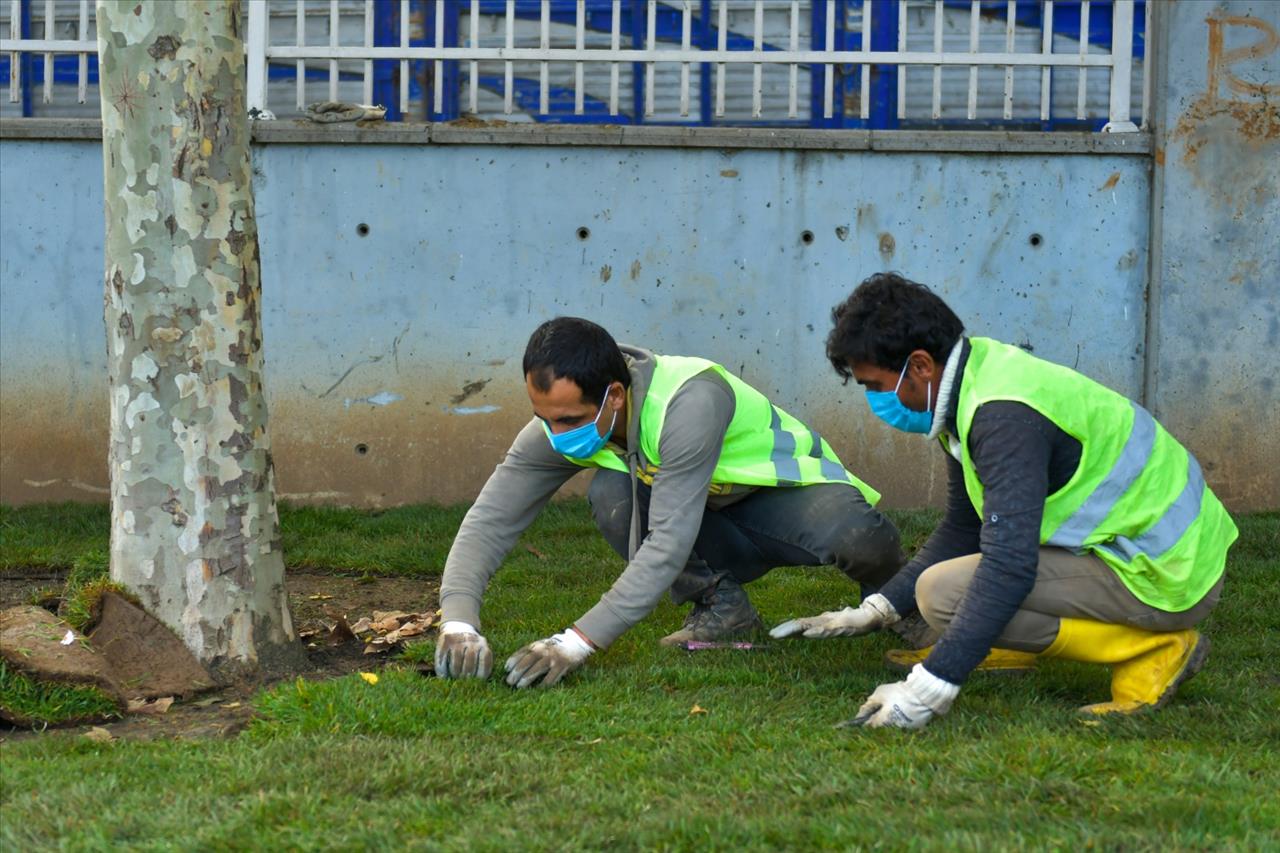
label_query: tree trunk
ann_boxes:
[97,0,297,675]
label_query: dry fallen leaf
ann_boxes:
[393,621,427,639]
[689,704,708,716]
[359,672,379,685]
[83,726,114,742]
[372,610,410,623]
[525,544,547,559]
[307,594,333,601]
[127,696,175,715]
[371,616,403,633]
[350,617,373,635]
[222,701,242,709]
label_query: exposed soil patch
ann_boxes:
[0,569,438,743]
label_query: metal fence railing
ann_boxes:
[2,0,1148,131]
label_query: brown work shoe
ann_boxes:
[659,578,764,647]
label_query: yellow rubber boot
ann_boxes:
[883,645,1038,675]
[1041,618,1211,715]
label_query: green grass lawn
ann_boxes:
[2,502,1278,850]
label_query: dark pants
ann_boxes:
[586,469,903,604]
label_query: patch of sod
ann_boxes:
[0,661,120,727]
[1,502,1277,849]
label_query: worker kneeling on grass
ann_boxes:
[435,316,904,688]
[772,273,1238,729]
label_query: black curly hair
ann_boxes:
[826,273,964,382]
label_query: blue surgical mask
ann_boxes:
[542,386,617,458]
[866,359,933,434]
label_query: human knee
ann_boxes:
[915,560,969,630]
[829,515,904,585]
[587,471,632,542]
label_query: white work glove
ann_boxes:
[504,627,594,689]
[434,621,493,679]
[843,664,960,730]
[769,593,900,639]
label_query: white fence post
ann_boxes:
[1104,0,1138,132]
[246,0,271,117]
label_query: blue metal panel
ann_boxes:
[809,0,831,128]
[698,0,713,126]
[441,0,461,119]
[20,0,32,118]
[868,0,898,130]
[373,0,401,120]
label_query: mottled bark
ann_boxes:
[97,0,297,673]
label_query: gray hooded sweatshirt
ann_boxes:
[438,345,744,648]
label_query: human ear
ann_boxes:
[907,349,936,380]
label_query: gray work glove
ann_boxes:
[769,593,900,639]
[434,621,493,679]
[504,627,594,689]
[842,664,960,730]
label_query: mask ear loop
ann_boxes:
[892,360,910,395]
[597,384,618,433]
[898,359,935,416]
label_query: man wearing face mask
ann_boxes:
[772,273,1237,729]
[435,316,903,688]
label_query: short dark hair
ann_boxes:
[523,317,631,401]
[826,273,964,382]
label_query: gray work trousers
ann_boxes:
[916,548,1225,652]
[587,469,903,604]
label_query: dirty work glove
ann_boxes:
[769,593,900,639]
[843,664,960,730]
[504,628,594,689]
[434,621,493,679]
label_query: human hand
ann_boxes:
[842,664,959,730]
[434,621,493,679]
[504,627,594,688]
[769,593,899,639]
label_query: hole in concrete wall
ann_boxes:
[576,226,591,241]
[356,223,370,237]
[355,443,369,456]
[800,230,815,245]
[1029,233,1043,247]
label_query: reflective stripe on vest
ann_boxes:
[1098,452,1206,563]
[955,337,1236,612]
[768,405,855,486]
[1045,401,1156,550]
[563,354,878,502]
